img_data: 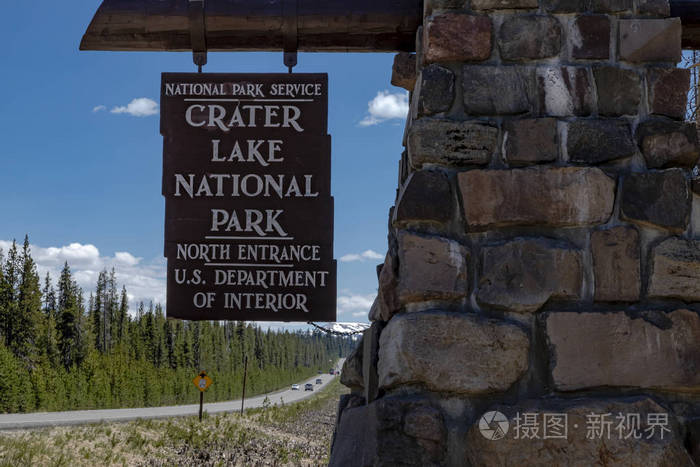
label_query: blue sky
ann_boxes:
[0,2,409,324]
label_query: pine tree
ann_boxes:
[115,286,128,345]
[164,318,175,369]
[14,236,41,361]
[39,272,59,366]
[74,288,88,366]
[56,263,80,368]
[106,269,118,352]
[92,270,106,353]
[154,304,166,368]
[0,241,20,348]
[143,303,156,366]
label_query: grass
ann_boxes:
[0,377,348,466]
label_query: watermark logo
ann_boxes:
[477,410,670,441]
[479,411,509,440]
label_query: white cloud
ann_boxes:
[35,243,101,267]
[111,97,159,117]
[92,105,106,113]
[114,251,141,266]
[0,240,165,313]
[359,90,409,126]
[337,292,376,320]
[339,249,384,263]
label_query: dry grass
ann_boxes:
[0,378,348,467]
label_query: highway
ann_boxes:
[0,360,343,431]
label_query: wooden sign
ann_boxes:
[161,73,336,322]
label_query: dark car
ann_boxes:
[316,378,322,385]
[304,383,314,391]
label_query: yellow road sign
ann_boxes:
[193,371,212,392]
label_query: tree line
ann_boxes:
[0,236,352,413]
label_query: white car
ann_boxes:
[291,384,300,390]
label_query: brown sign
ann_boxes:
[161,73,336,322]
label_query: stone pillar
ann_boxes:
[331,0,700,465]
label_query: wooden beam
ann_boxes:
[672,0,700,49]
[79,0,700,53]
[79,0,423,53]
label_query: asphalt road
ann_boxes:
[0,360,344,431]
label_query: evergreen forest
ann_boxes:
[0,236,353,413]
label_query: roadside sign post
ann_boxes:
[240,355,248,415]
[193,371,213,421]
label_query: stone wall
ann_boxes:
[331,0,700,465]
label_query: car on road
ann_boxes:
[329,369,335,375]
[291,384,300,390]
[316,378,322,385]
[304,383,314,391]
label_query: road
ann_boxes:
[0,360,344,431]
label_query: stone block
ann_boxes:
[416,64,454,116]
[478,238,582,313]
[458,167,615,229]
[465,398,694,466]
[332,398,447,466]
[648,67,690,120]
[566,119,636,164]
[424,0,467,14]
[648,237,700,301]
[619,18,682,63]
[571,15,610,59]
[329,404,377,467]
[403,406,445,442]
[537,67,594,117]
[397,232,468,304]
[620,169,691,232]
[594,66,641,116]
[463,65,535,116]
[592,226,641,302]
[636,118,700,169]
[340,337,364,392]
[378,311,530,394]
[542,0,587,12]
[378,253,400,321]
[591,0,632,11]
[376,399,447,466]
[503,118,558,165]
[407,118,497,168]
[424,13,492,64]
[391,53,416,91]
[362,322,382,404]
[394,170,453,226]
[636,0,670,16]
[471,0,538,9]
[498,15,561,61]
[368,296,382,322]
[547,310,700,391]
